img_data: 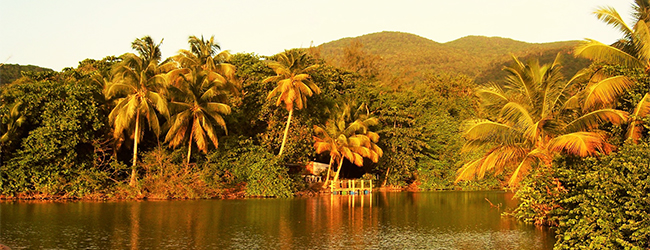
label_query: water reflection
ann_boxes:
[0,191,554,249]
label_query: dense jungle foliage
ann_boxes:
[2,1,650,248]
[0,36,486,200]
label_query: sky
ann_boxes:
[0,0,636,71]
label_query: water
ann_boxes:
[0,191,555,249]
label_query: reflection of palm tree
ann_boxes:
[575,1,650,143]
[314,103,382,186]
[107,36,169,186]
[264,49,321,156]
[456,56,628,186]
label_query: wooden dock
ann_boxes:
[330,179,373,195]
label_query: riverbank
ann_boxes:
[0,179,504,202]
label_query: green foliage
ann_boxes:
[552,143,650,249]
[319,31,586,85]
[138,147,221,199]
[366,73,477,188]
[0,64,54,86]
[205,137,293,198]
[0,71,109,196]
[514,142,650,249]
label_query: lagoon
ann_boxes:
[0,191,554,249]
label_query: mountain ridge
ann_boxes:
[317,31,590,84]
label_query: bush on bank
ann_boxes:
[513,142,650,249]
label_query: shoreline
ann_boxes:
[0,185,506,202]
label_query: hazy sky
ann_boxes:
[0,0,635,71]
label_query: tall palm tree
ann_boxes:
[575,0,650,142]
[163,35,237,164]
[263,49,321,156]
[314,102,382,186]
[163,67,231,164]
[456,55,628,186]
[106,36,169,186]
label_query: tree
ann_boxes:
[263,49,322,156]
[313,102,382,186]
[342,39,380,77]
[164,67,231,164]
[0,101,26,166]
[575,0,650,143]
[173,35,237,93]
[163,35,237,164]
[456,55,629,186]
[106,36,169,187]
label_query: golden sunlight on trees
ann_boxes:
[456,55,628,186]
[263,49,321,156]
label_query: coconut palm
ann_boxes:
[106,36,169,186]
[163,67,231,164]
[264,49,321,156]
[172,35,237,95]
[456,55,629,186]
[575,0,650,142]
[314,102,382,187]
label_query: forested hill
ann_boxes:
[317,31,590,84]
[0,64,54,86]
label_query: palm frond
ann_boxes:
[455,158,484,183]
[583,75,633,111]
[564,109,628,132]
[463,119,523,145]
[575,39,644,69]
[548,132,613,157]
[626,93,650,143]
[633,20,650,62]
[594,6,635,36]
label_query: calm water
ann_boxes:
[0,191,555,249]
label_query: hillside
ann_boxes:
[0,64,54,86]
[317,31,590,84]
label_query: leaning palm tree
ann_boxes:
[575,0,650,143]
[163,66,231,164]
[264,49,321,156]
[314,102,382,187]
[106,36,169,186]
[456,55,629,186]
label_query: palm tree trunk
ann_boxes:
[322,155,335,188]
[383,167,391,187]
[332,157,345,184]
[278,109,293,156]
[187,130,194,165]
[130,112,140,187]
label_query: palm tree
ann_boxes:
[0,101,26,166]
[263,49,321,156]
[106,36,169,186]
[314,102,383,187]
[173,35,237,94]
[575,0,650,142]
[163,67,231,164]
[162,35,237,164]
[456,55,629,186]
